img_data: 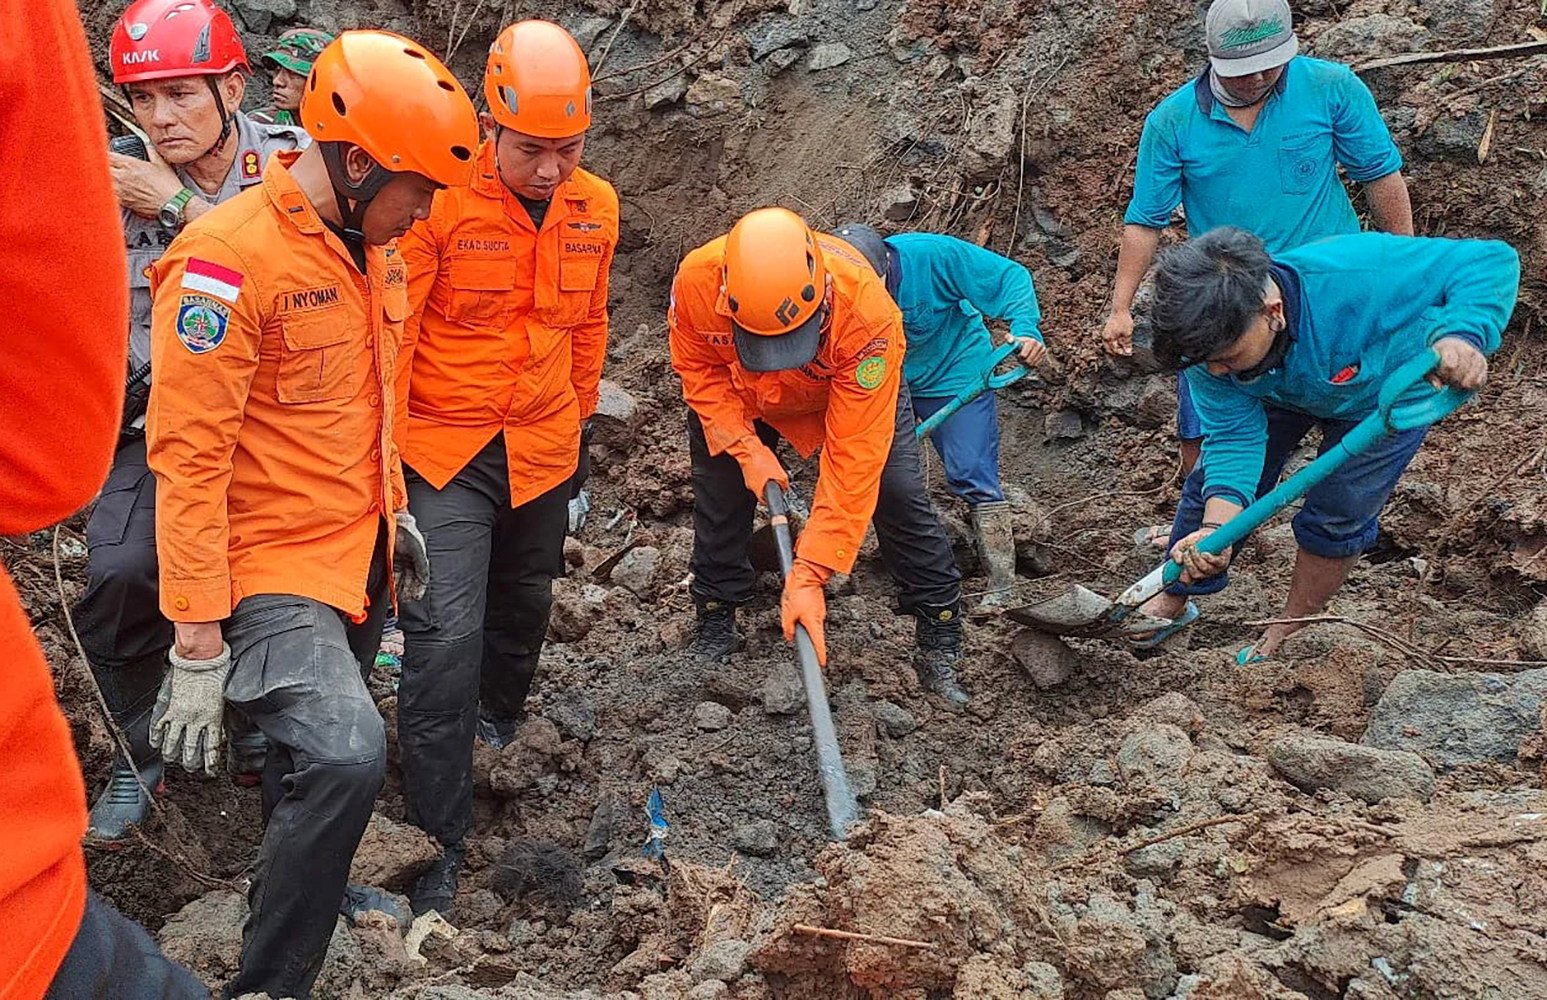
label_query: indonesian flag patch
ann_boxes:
[182,258,245,303]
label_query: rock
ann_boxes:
[349,812,440,890]
[1417,110,1489,164]
[1134,692,1205,737]
[583,789,628,859]
[878,183,920,223]
[592,379,639,447]
[570,16,613,51]
[1133,376,1174,430]
[762,660,805,715]
[689,938,752,983]
[1423,0,1499,43]
[1044,409,1084,442]
[1125,840,1185,879]
[849,759,879,799]
[1363,668,1547,767]
[1310,14,1428,63]
[158,890,245,982]
[688,982,730,1000]
[747,17,808,59]
[1069,894,1148,991]
[231,0,296,34]
[764,47,805,76]
[872,700,918,738]
[563,535,586,568]
[1269,731,1436,803]
[693,701,733,731]
[1116,724,1193,787]
[1522,602,1547,660]
[963,93,1020,178]
[807,42,854,71]
[643,74,690,110]
[1011,630,1076,689]
[549,579,606,642]
[610,545,661,598]
[733,819,780,857]
[545,691,598,742]
[1022,960,1065,998]
[686,73,742,115]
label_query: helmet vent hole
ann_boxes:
[404,47,427,60]
[451,145,473,161]
[801,284,816,303]
[331,92,347,116]
[437,80,455,91]
[728,296,739,313]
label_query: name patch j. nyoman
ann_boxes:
[278,284,343,313]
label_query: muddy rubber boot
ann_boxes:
[409,840,466,919]
[913,604,969,708]
[970,501,1018,609]
[86,756,164,842]
[476,708,521,750]
[226,724,269,787]
[690,599,745,663]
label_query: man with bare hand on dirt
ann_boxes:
[82,0,308,842]
[391,20,616,920]
[1101,0,1412,577]
[670,208,970,705]
[145,31,477,998]
[1138,227,1517,663]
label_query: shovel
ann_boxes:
[915,342,1033,440]
[765,482,861,840]
[1007,348,1473,638]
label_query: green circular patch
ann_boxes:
[856,355,887,390]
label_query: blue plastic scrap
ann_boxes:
[642,787,669,861]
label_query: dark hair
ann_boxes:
[1149,227,1272,371]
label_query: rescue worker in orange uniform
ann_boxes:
[86,0,307,843]
[394,19,617,918]
[145,31,476,998]
[670,208,969,704]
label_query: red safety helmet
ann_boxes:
[111,0,250,85]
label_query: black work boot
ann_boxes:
[913,604,969,707]
[476,708,520,750]
[86,699,163,842]
[409,840,467,919]
[690,599,745,663]
[226,722,269,787]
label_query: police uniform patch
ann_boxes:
[855,355,887,390]
[176,294,230,354]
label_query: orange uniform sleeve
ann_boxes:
[796,307,906,575]
[394,209,445,483]
[0,1,129,533]
[570,185,619,420]
[146,236,266,622]
[667,267,758,455]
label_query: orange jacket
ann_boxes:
[147,153,407,623]
[396,142,616,505]
[669,232,905,574]
[0,0,128,993]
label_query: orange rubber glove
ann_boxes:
[725,434,788,500]
[781,557,833,667]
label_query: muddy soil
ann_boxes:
[26,0,1547,996]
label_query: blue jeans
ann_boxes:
[1176,374,1203,441]
[911,392,1004,506]
[1166,405,1429,596]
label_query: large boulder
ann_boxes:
[1268,731,1436,803]
[1362,668,1547,768]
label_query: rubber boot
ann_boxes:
[477,647,537,749]
[970,501,1018,609]
[913,604,969,707]
[690,599,745,663]
[86,699,163,842]
[409,840,466,919]
[476,708,521,750]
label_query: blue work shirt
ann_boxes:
[885,233,1041,399]
[1185,233,1520,506]
[1125,56,1403,253]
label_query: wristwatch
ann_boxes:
[158,188,196,232]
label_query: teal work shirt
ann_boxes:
[1185,233,1520,506]
[1125,57,1403,253]
[886,233,1041,398]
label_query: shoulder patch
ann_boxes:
[175,295,230,354]
[855,355,887,390]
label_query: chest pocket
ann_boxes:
[1278,130,1330,196]
[276,307,364,403]
[539,253,601,331]
[446,258,517,327]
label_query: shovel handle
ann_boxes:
[914,343,1032,441]
[1119,349,1471,608]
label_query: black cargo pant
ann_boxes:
[45,890,206,999]
[398,432,568,848]
[689,381,961,612]
[75,437,169,767]
[220,534,390,1000]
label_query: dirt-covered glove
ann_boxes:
[394,510,430,603]
[152,643,232,776]
[781,558,833,667]
[726,435,788,500]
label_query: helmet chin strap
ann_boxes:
[319,141,394,242]
[194,76,236,163]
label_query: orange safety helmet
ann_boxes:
[484,20,593,138]
[301,30,478,189]
[723,207,829,372]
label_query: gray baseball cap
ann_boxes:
[1205,0,1299,77]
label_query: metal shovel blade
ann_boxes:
[1006,585,1175,639]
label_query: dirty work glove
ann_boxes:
[394,510,430,603]
[726,434,788,500]
[781,558,833,667]
[152,643,232,776]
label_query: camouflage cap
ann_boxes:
[1205,0,1299,77]
[261,27,334,76]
